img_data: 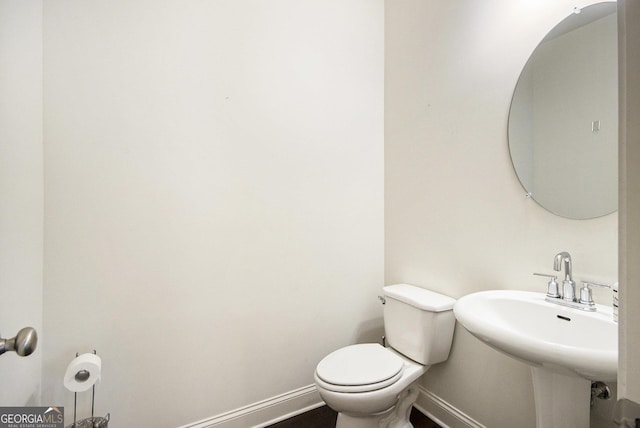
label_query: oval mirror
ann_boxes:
[508,2,618,219]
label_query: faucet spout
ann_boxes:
[554,251,575,301]
[554,251,573,282]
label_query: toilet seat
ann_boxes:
[315,344,404,393]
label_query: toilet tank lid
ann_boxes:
[383,284,456,312]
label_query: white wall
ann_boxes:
[0,0,43,406]
[41,1,384,426]
[385,1,618,427]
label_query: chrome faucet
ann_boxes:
[554,251,576,301]
[535,252,613,312]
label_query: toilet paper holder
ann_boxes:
[66,350,109,428]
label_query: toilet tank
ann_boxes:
[382,284,456,365]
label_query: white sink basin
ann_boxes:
[453,290,617,382]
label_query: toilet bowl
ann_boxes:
[314,284,456,428]
[315,344,426,415]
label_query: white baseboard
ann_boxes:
[177,384,324,428]
[414,385,486,428]
[178,383,482,428]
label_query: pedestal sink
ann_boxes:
[454,290,617,428]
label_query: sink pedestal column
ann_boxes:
[531,367,591,428]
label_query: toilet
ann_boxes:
[314,284,456,428]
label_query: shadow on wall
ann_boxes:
[353,317,384,345]
[591,382,617,427]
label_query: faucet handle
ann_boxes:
[534,272,560,298]
[579,280,611,306]
[582,280,611,289]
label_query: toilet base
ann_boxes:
[334,382,419,428]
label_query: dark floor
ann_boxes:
[267,405,441,428]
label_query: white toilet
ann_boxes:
[314,284,456,428]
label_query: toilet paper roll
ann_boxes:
[63,353,102,392]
